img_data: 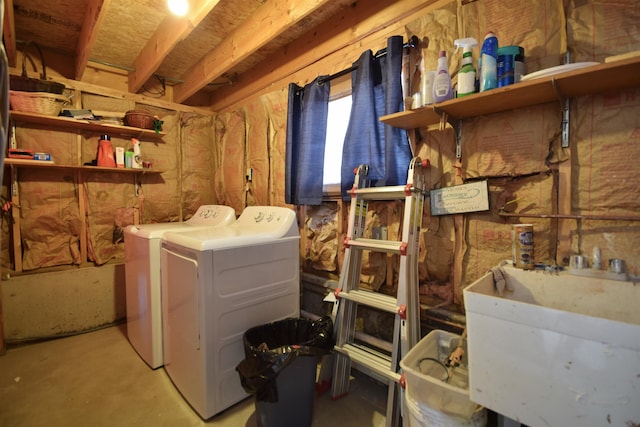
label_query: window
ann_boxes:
[322,94,352,195]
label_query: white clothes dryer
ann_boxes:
[160,206,300,419]
[124,205,236,369]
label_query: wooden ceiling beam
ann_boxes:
[209,0,442,111]
[128,0,222,94]
[173,0,341,104]
[75,0,111,80]
[2,0,17,66]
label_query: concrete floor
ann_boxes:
[0,325,388,427]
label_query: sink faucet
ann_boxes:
[568,249,629,282]
[591,246,602,270]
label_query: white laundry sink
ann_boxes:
[463,261,640,427]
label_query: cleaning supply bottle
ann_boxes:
[420,56,436,105]
[131,138,142,169]
[433,50,453,103]
[454,37,478,98]
[97,134,116,167]
[479,31,498,92]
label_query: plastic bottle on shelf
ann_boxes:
[479,31,498,92]
[454,37,478,98]
[433,50,453,103]
[131,138,142,169]
[420,56,436,105]
[97,134,116,167]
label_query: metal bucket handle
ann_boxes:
[20,41,48,80]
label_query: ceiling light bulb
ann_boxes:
[168,0,189,16]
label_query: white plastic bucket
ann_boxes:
[404,389,487,427]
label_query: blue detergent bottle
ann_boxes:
[479,31,498,92]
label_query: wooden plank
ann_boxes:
[9,111,165,139]
[75,0,111,80]
[380,107,442,130]
[174,0,342,103]
[209,0,444,111]
[2,0,16,66]
[74,106,88,263]
[452,159,464,307]
[556,158,572,265]
[4,158,163,173]
[382,56,640,128]
[77,170,88,262]
[128,0,222,93]
[553,56,640,98]
[7,70,215,116]
[434,78,560,121]
[0,279,5,354]
[10,167,22,273]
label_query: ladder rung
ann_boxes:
[334,343,401,384]
[354,331,393,353]
[347,238,405,254]
[352,185,412,200]
[338,289,398,314]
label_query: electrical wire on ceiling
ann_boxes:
[142,74,166,97]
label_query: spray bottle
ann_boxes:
[454,37,478,98]
[433,50,453,103]
[479,31,498,92]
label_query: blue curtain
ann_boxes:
[285,77,330,205]
[340,36,411,199]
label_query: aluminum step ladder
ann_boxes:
[330,156,429,427]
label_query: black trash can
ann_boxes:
[236,317,334,427]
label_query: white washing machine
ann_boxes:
[124,205,236,369]
[160,206,300,420]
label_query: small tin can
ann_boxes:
[512,224,534,269]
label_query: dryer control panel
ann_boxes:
[236,206,297,235]
[186,205,236,226]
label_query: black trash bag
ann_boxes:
[236,316,334,403]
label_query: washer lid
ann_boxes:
[123,205,236,239]
[161,206,299,250]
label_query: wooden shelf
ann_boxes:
[380,56,640,129]
[9,111,165,140]
[4,158,163,173]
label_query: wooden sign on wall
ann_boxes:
[430,180,489,216]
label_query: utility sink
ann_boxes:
[463,261,640,427]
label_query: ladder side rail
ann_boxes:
[331,164,371,400]
[405,191,422,349]
[395,187,417,357]
[402,157,428,349]
[329,157,430,427]
[409,192,425,346]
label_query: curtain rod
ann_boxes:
[316,35,419,86]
